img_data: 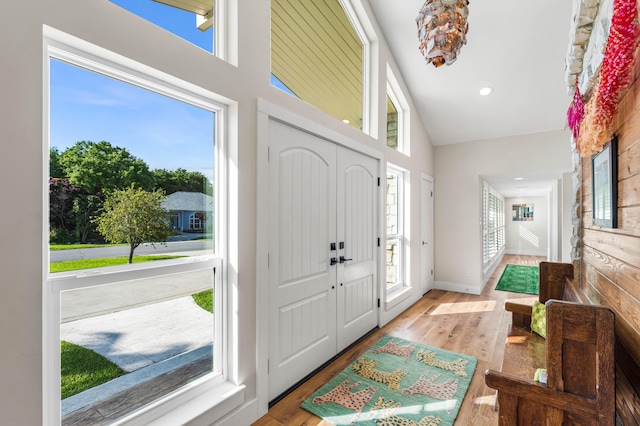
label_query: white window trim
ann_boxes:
[338,0,377,137]
[385,164,410,301]
[215,0,238,66]
[386,64,410,155]
[43,26,242,426]
[482,180,505,272]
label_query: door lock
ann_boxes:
[339,256,352,263]
[331,257,338,265]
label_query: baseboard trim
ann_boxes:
[505,249,547,257]
[434,281,482,295]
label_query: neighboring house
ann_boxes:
[162,191,213,232]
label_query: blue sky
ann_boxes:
[50,1,216,180]
[50,59,216,180]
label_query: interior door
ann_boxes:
[336,147,378,351]
[268,120,338,399]
[420,175,434,294]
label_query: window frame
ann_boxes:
[482,181,505,271]
[385,164,409,296]
[43,28,240,425]
[386,65,410,155]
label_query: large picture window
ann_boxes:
[482,181,505,269]
[47,49,226,425]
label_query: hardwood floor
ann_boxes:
[252,254,544,426]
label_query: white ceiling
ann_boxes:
[367,0,575,197]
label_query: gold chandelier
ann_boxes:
[416,0,469,67]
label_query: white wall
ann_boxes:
[433,131,572,294]
[505,196,549,257]
[0,0,434,424]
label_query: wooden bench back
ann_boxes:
[545,300,615,425]
[538,261,573,303]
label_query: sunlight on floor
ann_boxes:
[474,394,497,406]
[506,335,529,344]
[324,400,459,424]
[430,301,496,315]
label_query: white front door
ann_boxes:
[420,175,434,294]
[267,121,379,400]
[336,147,378,352]
[268,120,338,399]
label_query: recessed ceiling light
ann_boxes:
[479,86,493,96]
[342,119,350,124]
[514,177,524,181]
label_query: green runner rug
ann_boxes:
[495,264,539,294]
[301,335,477,426]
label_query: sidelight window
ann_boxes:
[386,165,408,292]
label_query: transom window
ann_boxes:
[271,0,368,131]
[110,0,217,54]
[386,66,409,154]
[386,95,398,149]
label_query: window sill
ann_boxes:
[385,285,412,310]
[113,380,245,426]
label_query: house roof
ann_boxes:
[163,191,214,212]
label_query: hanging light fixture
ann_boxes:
[416,0,469,67]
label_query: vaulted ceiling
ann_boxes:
[368,0,574,147]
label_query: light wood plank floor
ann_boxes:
[253,254,544,426]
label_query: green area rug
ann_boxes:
[301,335,477,426]
[495,264,539,294]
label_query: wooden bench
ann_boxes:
[505,261,574,328]
[485,262,616,425]
[497,262,576,382]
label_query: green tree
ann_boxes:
[153,168,213,195]
[73,194,103,243]
[50,147,65,178]
[59,140,154,194]
[94,187,172,263]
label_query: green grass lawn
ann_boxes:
[192,289,214,313]
[50,243,127,251]
[50,255,185,273]
[61,341,126,399]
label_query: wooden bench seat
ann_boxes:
[485,261,616,425]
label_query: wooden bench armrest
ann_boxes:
[505,301,534,328]
[504,301,533,316]
[484,369,598,418]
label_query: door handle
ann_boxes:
[339,256,352,263]
[422,241,429,246]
